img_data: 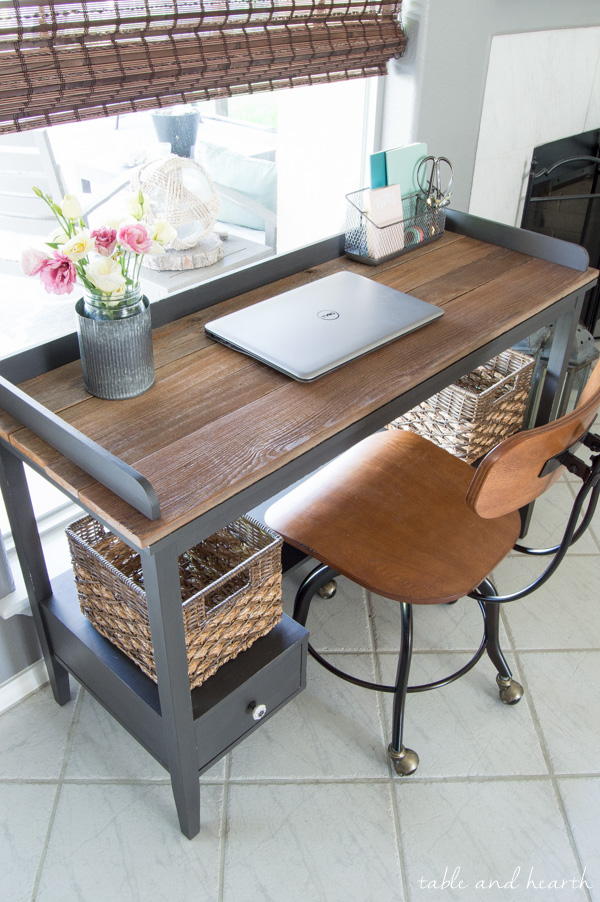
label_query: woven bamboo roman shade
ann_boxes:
[0,1,406,134]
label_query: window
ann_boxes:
[0,76,381,358]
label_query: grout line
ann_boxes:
[30,685,84,902]
[366,588,412,902]
[496,647,600,655]
[487,600,600,656]
[7,771,599,787]
[216,754,231,902]
[223,773,562,785]
[505,652,594,902]
[223,773,592,786]
[0,778,64,785]
[550,780,595,902]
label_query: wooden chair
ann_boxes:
[265,361,600,775]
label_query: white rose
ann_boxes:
[84,256,127,295]
[151,220,177,247]
[61,194,83,220]
[62,229,95,261]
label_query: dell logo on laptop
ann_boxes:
[318,310,340,320]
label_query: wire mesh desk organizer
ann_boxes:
[66,515,283,688]
[345,190,446,264]
[387,349,535,463]
[345,154,453,265]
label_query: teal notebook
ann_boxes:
[385,143,427,198]
[369,151,388,189]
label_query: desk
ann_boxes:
[0,212,597,838]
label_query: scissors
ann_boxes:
[416,155,453,208]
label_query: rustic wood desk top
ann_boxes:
[0,231,596,548]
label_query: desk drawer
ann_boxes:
[193,614,307,772]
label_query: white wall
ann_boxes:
[470,27,600,227]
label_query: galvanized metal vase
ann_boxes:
[75,286,155,400]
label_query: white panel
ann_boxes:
[471,26,600,225]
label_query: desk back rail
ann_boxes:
[446,210,590,272]
[0,216,589,386]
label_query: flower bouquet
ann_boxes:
[21,187,177,400]
[22,187,176,316]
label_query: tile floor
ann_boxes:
[1,472,599,902]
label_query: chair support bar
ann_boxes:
[478,449,600,602]
[296,565,489,696]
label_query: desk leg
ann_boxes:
[0,444,70,705]
[140,546,200,840]
[520,291,585,537]
[535,291,585,426]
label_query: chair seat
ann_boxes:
[266,430,521,604]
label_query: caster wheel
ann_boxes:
[388,744,419,775]
[317,579,337,599]
[497,675,523,705]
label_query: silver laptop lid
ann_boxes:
[204,271,443,381]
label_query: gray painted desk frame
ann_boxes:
[0,212,594,839]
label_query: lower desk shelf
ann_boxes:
[42,570,308,773]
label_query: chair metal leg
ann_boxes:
[388,602,419,775]
[293,563,339,625]
[295,568,419,773]
[479,579,523,706]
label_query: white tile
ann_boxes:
[395,780,584,900]
[0,783,56,902]
[36,783,224,902]
[64,691,164,780]
[223,782,404,902]
[558,778,600,900]
[519,651,600,774]
[370,594,508,653]
[0,684,78,779]
[495,555,600,650]
[379,652,548,778]
[283,570,372,652]
[64,691,225,781]
[229,654,388,779]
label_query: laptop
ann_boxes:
[204,271,443,381]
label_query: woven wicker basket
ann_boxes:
[387,349,535,463]
[66,515,283,689]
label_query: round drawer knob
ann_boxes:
[249,702,267,721]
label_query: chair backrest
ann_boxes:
[0,130,67,234]
[467,360,600,519]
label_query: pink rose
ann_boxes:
[118,222,152,255]
[21,247,49,276]
[91,227,117,257]
[38,252,77,296]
